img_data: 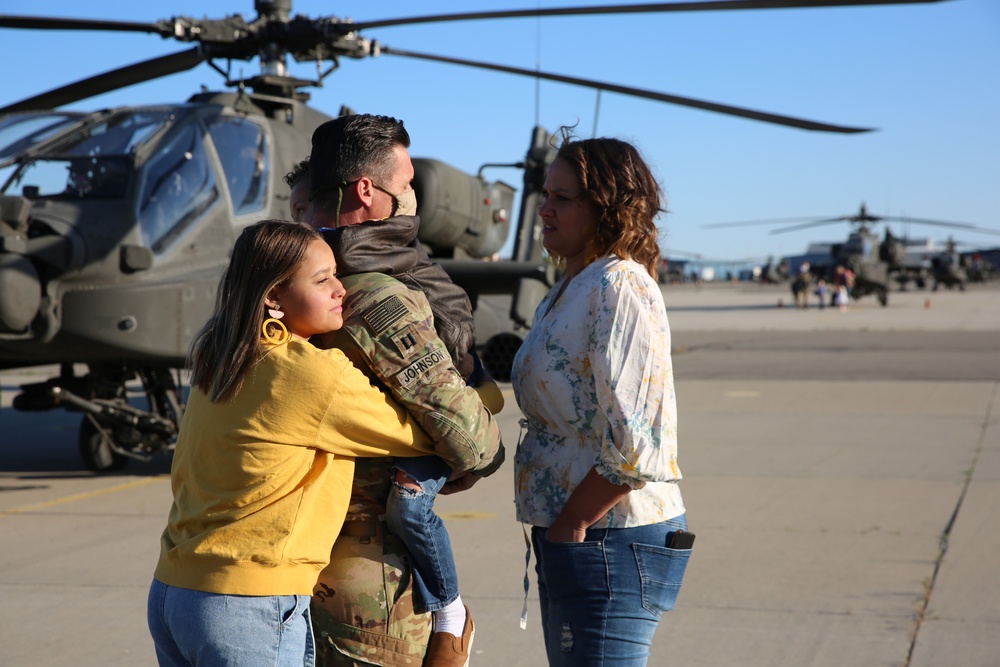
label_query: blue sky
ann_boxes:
[2,0,997,263]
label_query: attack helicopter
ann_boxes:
[928,238,966,290]
[0,0,952,471]
[703,203,1000,305]
[927,236,994,291]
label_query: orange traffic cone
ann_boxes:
[924,298,931,309]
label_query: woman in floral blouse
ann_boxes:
[511,134,691,666]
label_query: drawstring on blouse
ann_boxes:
[517,417,531,629]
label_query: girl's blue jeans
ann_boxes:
[147,579,315,667]
[386,454,459,613]
[531,515,691,666]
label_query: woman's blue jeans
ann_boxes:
[147,579,315,667]
[531,515,691,666]
[386,455,459,613]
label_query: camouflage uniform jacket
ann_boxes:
[322,216,476,378]
[313,271,503,476]
[311,457,430,666]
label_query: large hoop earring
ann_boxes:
[262,318,290,345]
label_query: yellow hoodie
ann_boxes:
[154,339,432,595]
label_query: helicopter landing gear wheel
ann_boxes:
[877,289,888,307]
[79,415,129,473]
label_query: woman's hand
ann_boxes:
[544,467,633,543]
[545,515,589,543]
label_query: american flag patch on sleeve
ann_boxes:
[362,295,408,335]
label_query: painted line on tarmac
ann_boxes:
[440,511,496,521]
[0,476,167,516]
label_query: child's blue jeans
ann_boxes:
[386,455,459,613]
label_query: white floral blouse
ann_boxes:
[510,256,685,528]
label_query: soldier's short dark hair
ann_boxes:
[309,114,410,211]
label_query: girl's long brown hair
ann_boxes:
[188,219,322,403]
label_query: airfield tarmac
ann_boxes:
[1,282,998,667]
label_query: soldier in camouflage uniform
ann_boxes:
[311,456,429,666]
[305,115,503,666]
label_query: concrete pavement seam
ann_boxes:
[904,381,998,666]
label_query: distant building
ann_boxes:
[781,242,837,276]
[900,238,937,273]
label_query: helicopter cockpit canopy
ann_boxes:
[0,112,86,162]
[137,110,270,252]
[0,112,87,189]
[137,119,216,251]
[840,232,877,263]
[1,106,271,254]
[2,110,168,200]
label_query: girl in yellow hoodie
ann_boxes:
[147,220,434,667]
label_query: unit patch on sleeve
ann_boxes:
[362,295,408,335]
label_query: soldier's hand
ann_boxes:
[439,472,481,495]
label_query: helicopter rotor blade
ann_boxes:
[663,248,704,259]
[702,215,847,229]
[880,216,1000,236]
[380,46,873,133]
[705,209,1000,237]
[0,15,169,35]
[769,218,858,234]
[349,0,948,31]
[0,47,205,114]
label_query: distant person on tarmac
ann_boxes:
[815,278,828,309]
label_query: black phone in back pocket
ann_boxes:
[669,529,695,550]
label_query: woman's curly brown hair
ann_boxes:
[555,131,666,279]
